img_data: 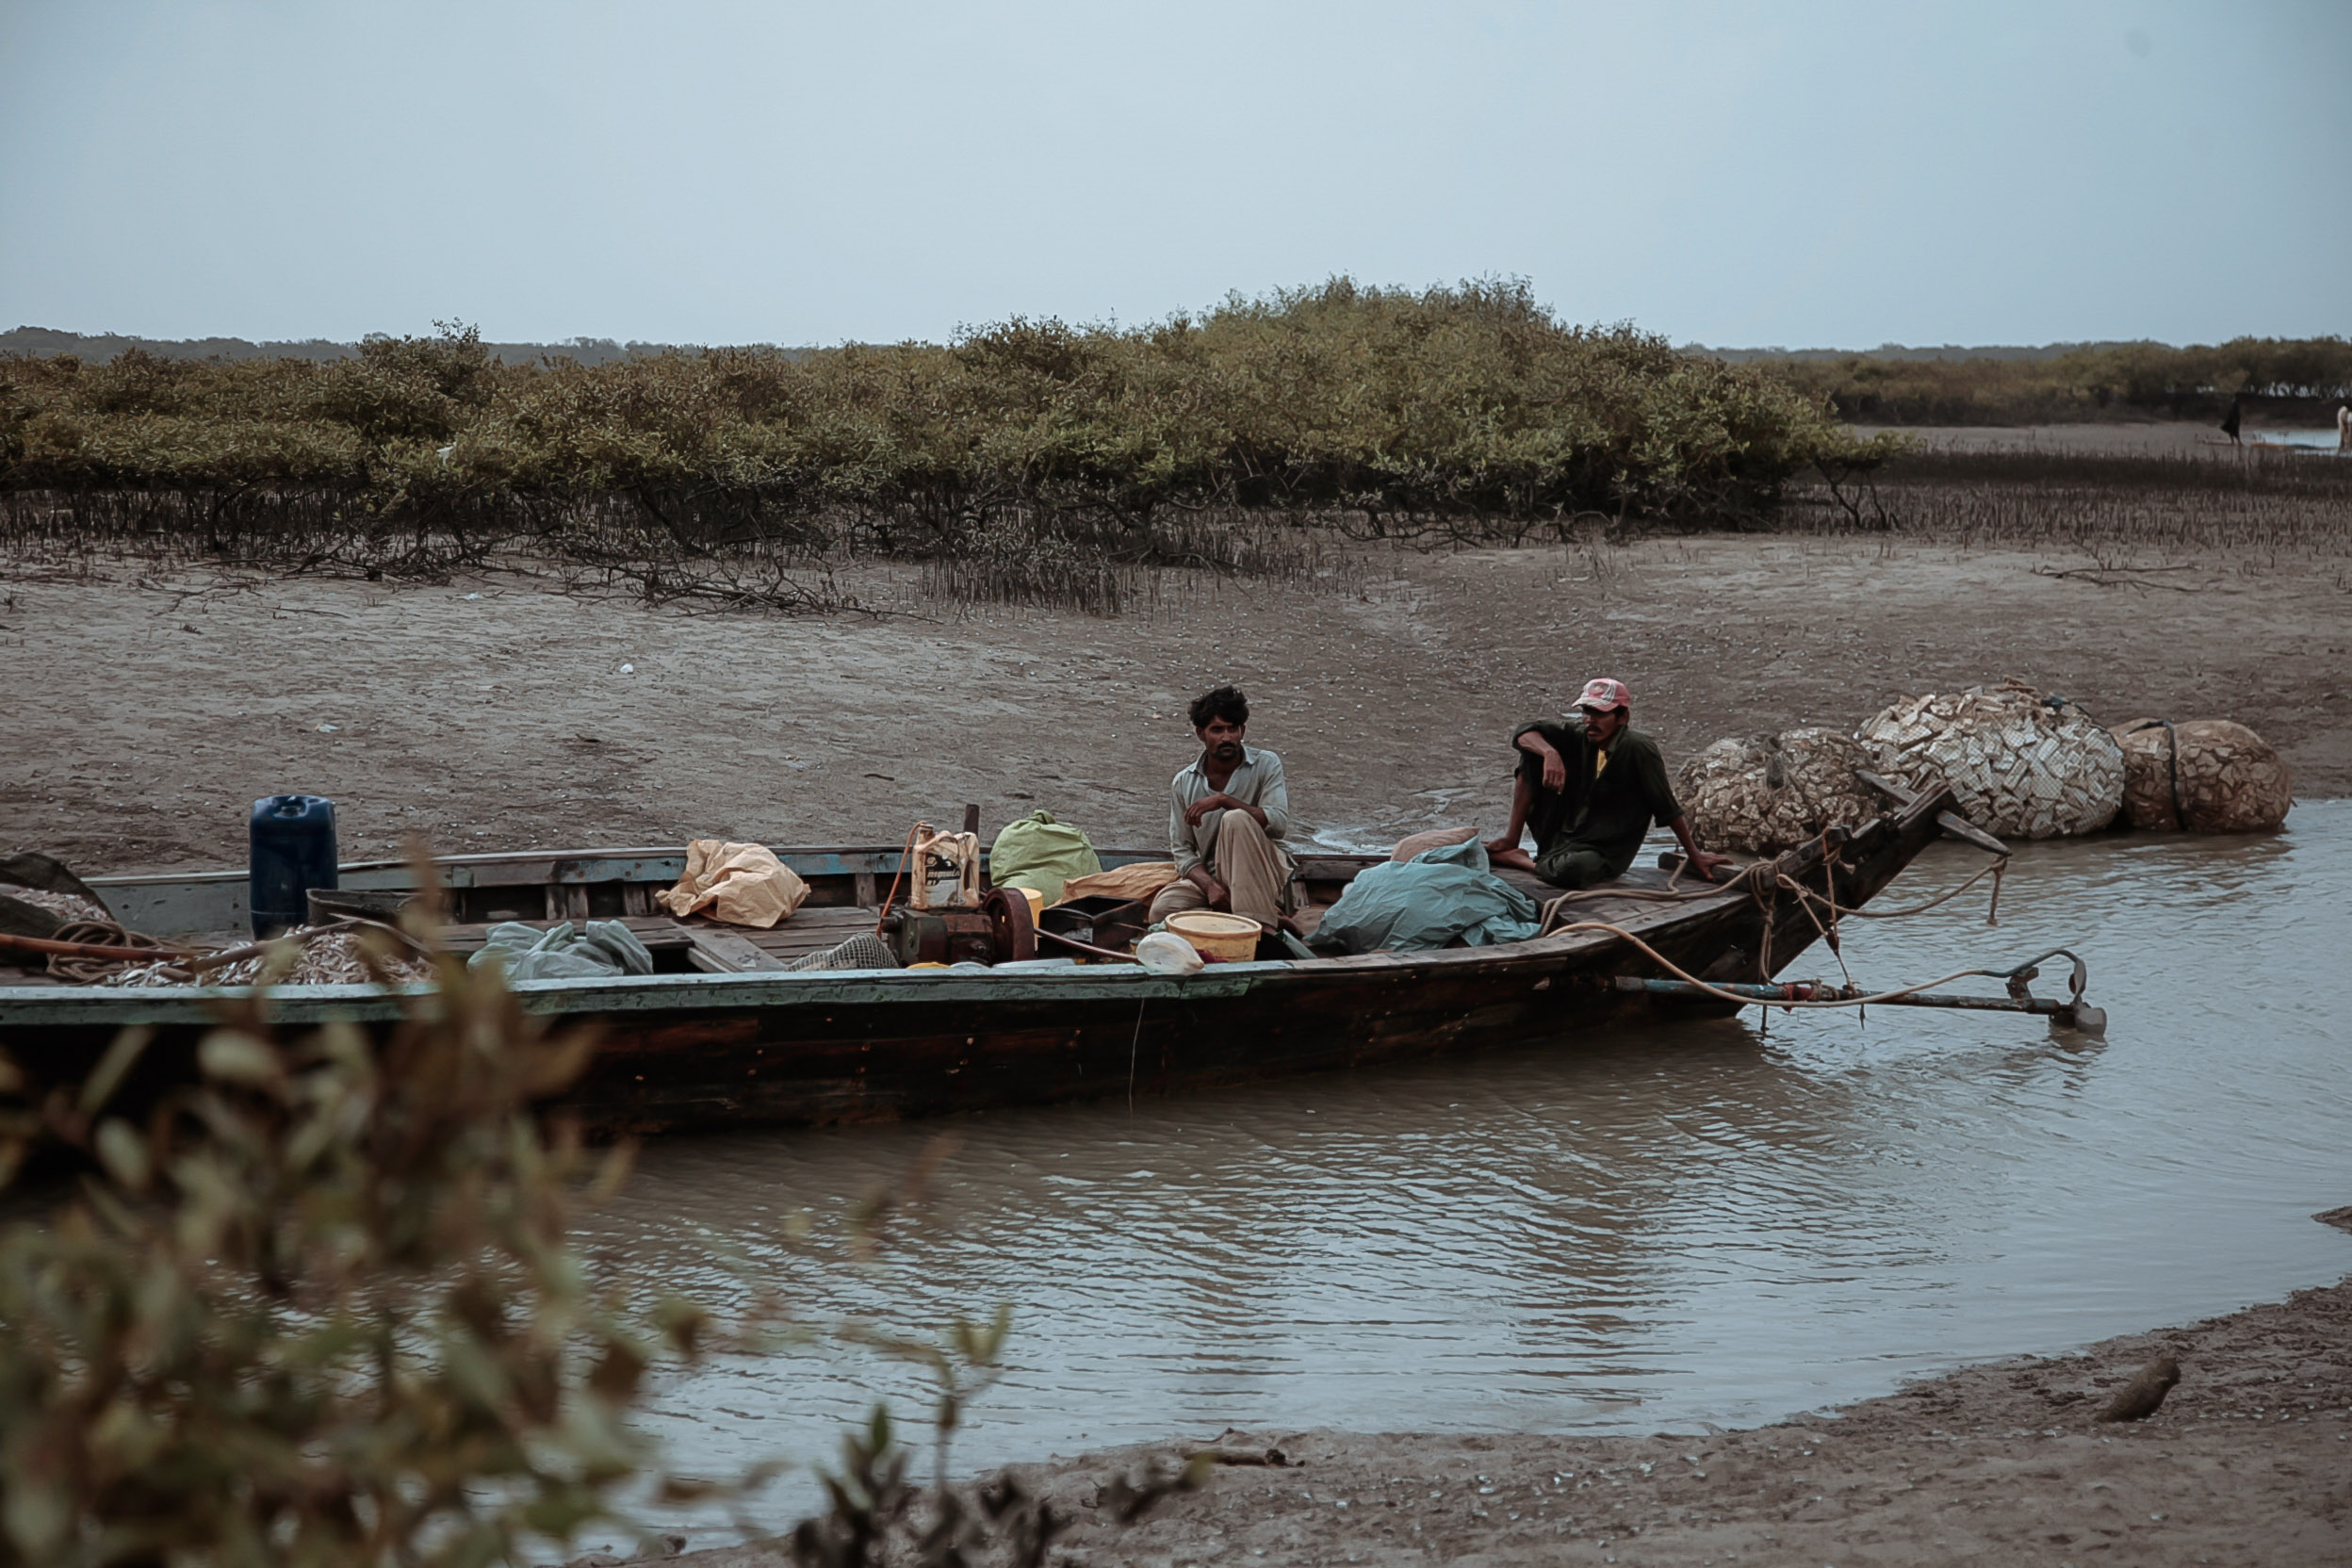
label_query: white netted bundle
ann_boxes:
[1674,727,1881,854]
[2110,719,2294,832]
[1856,680,2124,839]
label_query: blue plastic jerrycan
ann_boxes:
[250,793,338,937]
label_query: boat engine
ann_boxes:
[884,888,1037,966]
[878,822,1036,966]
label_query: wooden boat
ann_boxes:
[0,785,1974,1135]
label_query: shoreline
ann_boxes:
[678,1244,2352,1567]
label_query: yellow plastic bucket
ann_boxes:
[1166,910,1262,964]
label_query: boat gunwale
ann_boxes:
[14,792,1949,1027]
[78,843,1213,892]
[0,918,1696,1021]
[0,874,1774,1023]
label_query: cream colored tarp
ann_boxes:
[655,840,809,927]
[1054,860,1179,906]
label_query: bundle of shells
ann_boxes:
[1674,727,1882,854]
[2109,719,2294,832]
[1856,679,2124,839]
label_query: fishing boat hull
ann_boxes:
[0,790,1958,1134]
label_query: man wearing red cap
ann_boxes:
[1486,677,1732,889]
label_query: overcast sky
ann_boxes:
[3,1,2345,350]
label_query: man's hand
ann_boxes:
[1666,815,1736,885]
[1519,736,1567,792]
[1686,848,1735,883]
[1482,833,1521,858]
[1198,875,1231,911]
[1183,792,1234,828]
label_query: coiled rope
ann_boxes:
[45,921,196,984]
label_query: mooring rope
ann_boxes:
[1536,858,1766,932]
[1787,830,1856,991]
[40,915,427,987]
[1772,858,2005,925]
[2124,718,2185,829]
[1528,813,2032,1018]
[1547,918,2026,1012]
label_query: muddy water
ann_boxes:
[593,803,2352,1520]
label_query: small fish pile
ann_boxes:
[8,888,112,923]
[100,928,435,988]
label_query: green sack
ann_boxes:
[988,810,1102,906]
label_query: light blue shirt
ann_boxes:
[1168,745,1290,877]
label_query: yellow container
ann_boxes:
[1165,910,1263,964]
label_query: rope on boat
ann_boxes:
[1536,857,1764,932]
[1546,823,2037,1016]
[874,822,925,939]
[1739,828,2007,1006]
[1772,858,2006,924]
[43,921,197,984]
[24,915,430,987]
[1780,835,1857,991]
[1551,918,2053,1012]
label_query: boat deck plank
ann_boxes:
[735,907,887,959]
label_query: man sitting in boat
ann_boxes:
[1149,684,1296,931]
[1485,677,1732,890]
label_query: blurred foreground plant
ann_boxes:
[0,911,1194,1568]
[0,931,716,1567]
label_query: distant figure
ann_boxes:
[2219,395,2243,444]
[2338,403,2350,452]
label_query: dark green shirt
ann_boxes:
[1510,720,1683,865]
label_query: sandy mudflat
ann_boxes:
[664,1262,2351,1568]
[8,519,2350,1561]
[3,532,2346,879]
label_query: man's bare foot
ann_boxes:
[1486,842,1539,874]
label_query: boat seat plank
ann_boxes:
[684,930,794,973]
[737,906,887,959]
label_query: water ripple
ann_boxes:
[590,803,2352,1521]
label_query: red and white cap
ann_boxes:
[1574,677,1632,712]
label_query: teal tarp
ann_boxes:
[1306,838,1541,955]
[467,920,655,980]
[988,810,1102,906]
